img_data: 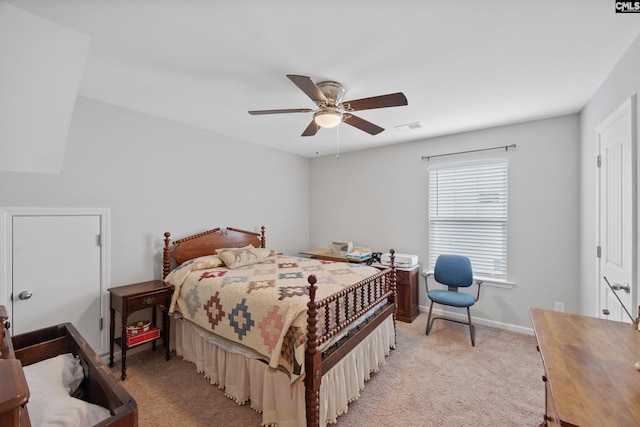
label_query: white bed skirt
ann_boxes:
[175,315,396,427]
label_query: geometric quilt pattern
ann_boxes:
[167,254,381,385]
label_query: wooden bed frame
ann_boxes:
[0,305,138,427]
[162,226,397,427]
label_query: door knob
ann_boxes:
[18,290,32,300]
[611,282,631,293]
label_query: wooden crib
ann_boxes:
[0,305,138,427]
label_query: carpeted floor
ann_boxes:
[111,312,545,426]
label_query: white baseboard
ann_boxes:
[418,305,534,336]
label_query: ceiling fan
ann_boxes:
[248,75,408,137]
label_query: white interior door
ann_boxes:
[8,211,108,351]
[598,97,636,322]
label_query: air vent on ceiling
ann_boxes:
[394,121,421,132]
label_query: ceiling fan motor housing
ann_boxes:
[316,81,346,106]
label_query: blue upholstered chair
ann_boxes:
[422,254,483,346]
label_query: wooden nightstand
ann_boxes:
[371,262,420,323]
[108,280,172,380]
[395,265,420,323]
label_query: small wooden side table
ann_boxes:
[108,280,172,380]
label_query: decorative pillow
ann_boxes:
[190,254,224,270]
[23,353,111,427]
[216,244,254,253]
[256,248,282,259]
[217,246,263,269]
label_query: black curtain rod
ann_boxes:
[421,144,516,161]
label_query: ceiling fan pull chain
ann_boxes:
[336,124,340,159]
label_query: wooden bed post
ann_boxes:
[389,249,397,345]
[260,225,266,248]
[305,274,321,427]
[389,249,396,307]
[163,232,171,279]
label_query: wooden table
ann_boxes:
[109,280,172,380]
[529,308,640,426]
[299,249,371,263]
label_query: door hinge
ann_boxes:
[99,318,103,330]
[597,246,601,258]
[597,154,601,168]
[96,234,102,247]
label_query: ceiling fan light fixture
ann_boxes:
[314,110,342,128]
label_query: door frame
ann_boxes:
[595,96,637,320]
[0,207,110,343]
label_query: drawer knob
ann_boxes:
[143,296,155,305]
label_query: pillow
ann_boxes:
[23,353,111,427]
[23,353,84,395]
[217,246,263,269]
[190,254,224,270]
[215,244,255,253]
[256,248,282,259]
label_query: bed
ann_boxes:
[162,226,397,427]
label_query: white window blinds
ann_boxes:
[429,161,508,279]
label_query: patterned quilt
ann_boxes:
[165,254,381,385]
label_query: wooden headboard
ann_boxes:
[163,226,266,278]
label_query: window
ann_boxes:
[428,161,508,279]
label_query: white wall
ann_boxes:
[309,115,580,332]
[0,3,89,174]
[0,96,310,287]
[579,34,640,317]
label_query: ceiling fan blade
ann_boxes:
[287,75,328,104]
[301,120,320,137]
[343,114,384,135]
[249,108,313,115]
[343,92,407,111]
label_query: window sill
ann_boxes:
[476,276,516,289]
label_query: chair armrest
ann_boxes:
[474,279,483,300]
[422,270,433,293]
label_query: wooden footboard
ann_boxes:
[305,250,396,427]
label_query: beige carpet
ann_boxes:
[112,312,545,426]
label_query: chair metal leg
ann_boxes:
[426,301,435,335]
[467,307,476,346]
[426,302,477,346]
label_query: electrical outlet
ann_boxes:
[554,301,565,312]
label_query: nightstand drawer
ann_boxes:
[127,291,170,312]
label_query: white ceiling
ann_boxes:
[10,0,640,157]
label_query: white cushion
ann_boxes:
[23,353,111,427]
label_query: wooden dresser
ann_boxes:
[529,308,640,426]
[0,306,30,427]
